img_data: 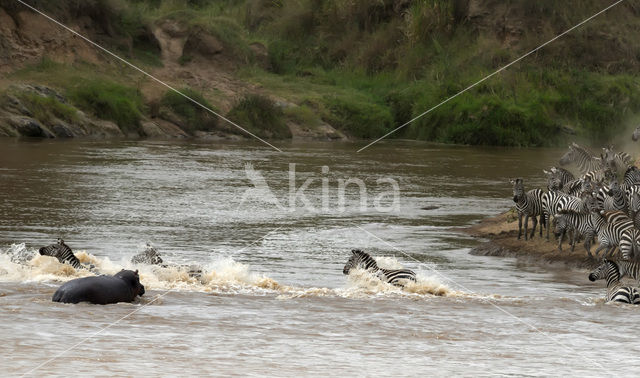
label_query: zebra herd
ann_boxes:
[510,142,640,260]
[510,129,640,303]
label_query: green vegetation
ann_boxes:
[160,88,218,134]
[68,80,144,135]
[4,0,640,145]
[227,94,290,138]
[15,92,78,125]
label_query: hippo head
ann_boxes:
[115,269,145,298]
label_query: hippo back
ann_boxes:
[53,270,145,305]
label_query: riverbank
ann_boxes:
[462,210,598,270]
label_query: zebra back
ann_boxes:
[343,249,379,274]
[587,260,640,303]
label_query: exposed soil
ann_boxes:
[460,210,601,270]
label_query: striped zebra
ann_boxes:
[616,259,640,284]
[544,167,574,191]
[592,210,635,259]
[633,126,640,142]
[599,179,627,213]
[602,146,632,172]
[343,249,416,286]
[510,178,545,240]
[559,143,603,174]
[553,211,594,252]
[38,238,83,269]
[624,166,640,187]
[542,190,588,240]
[588,259,640,304]
[627,190,640,229]
[619,228,640,260]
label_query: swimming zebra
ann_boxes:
[131,242,164,265]
[589,260,640,304]
[559,143,603,174]
[38,238,83,269]
[510,178,545,240]
[343,249,416,286]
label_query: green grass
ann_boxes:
[15,92,79,125]
[160,88,218,134]
[67,80,144,135]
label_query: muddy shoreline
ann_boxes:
[460,210,600,270]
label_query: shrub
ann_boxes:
[160,88,218,133]
[322,96,393,139]
[227,94,291,138]
[68,80,144,134]
[16,93,78,125]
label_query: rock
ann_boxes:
[184,31,223,57]
[87,119,124,137]
[8,116,53,137]
[141,119,188,138]
[152,20,190,62]
[249,42,269,69]
[50,120,74,138]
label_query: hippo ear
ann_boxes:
[134,269,139,275]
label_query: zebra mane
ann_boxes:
[351,249,378,269]
[605,259,620,275]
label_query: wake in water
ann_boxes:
[0,243,458,300]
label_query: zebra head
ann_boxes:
[632,126,640,142]
[553,213,568,236]
[131,242,163,265]
[343,249,377,275]
[510,178,524,202]
[589,260,620,282]
[559,144,578,166]
[606,178,621,196]
[57,238,64,245]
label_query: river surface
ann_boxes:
[0,139,637,377]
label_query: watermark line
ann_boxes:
[14,0,282,153]
[355,225,606,372]
[20,227,284,376]
[357,0,625,152]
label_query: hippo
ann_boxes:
[52,269,145,305]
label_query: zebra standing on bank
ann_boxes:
[511,178,545,240]
[343,249,416,286]
[38,238,83,269]
[589,260,640,304]
[598,179,628,213]
[615,259,640,284]
[553,210,595,253]
[592,210,635,259]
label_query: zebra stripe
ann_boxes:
[592,211,635,259]
[38,238,82,269]
[616,259,640,284]
[553,211,594,253]
[343,249,416,286]
[511,179,544,240]
[589,260,640,304]
[559,143,603,174]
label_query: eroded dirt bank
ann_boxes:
[461,211,600,270]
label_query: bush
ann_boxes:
[322,96,393,138]
[160,88,218,133]
[68,80,144,134]
[227,94,291,138]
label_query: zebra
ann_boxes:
[38,238,83,269]
[588,259,640,304]
[544,167,574,191]
[131,242,164,265]
[599,179,627,213]
[542,189,588,240]
[619,228,640,260]
[627,190,640,229]
[510,178,545,240]
[592,210,635,259]
[343,249,416,286]
[616,259,640,284]
[633,126,640,142]
[559,143,603,174]
[553,211,594,252]
[602,145,632,173]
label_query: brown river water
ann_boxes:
[0,139,638,376]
